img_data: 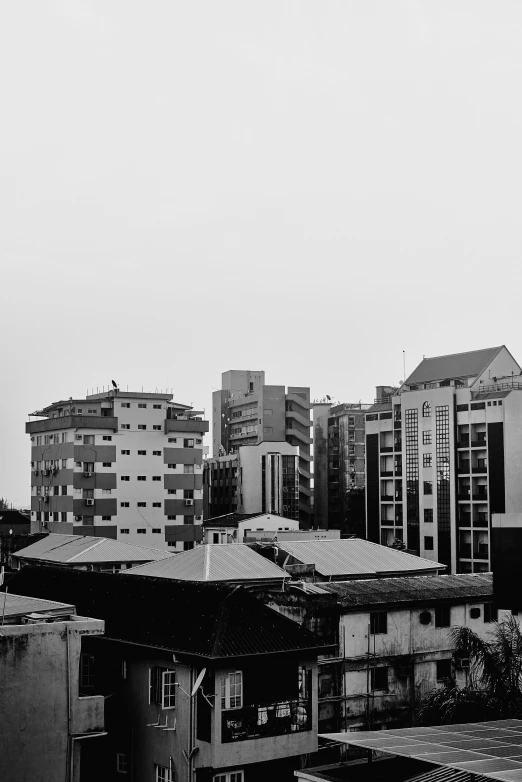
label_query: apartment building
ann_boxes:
[313,402,372,532]
[7,566,332,782]
[204,441,301,520]
[26,389,209,551]
[365,346,522,573]
[212,371,312,524]
[0,591,105,782]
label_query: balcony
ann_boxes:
[394,419,402,430]
[165,418,209,434]
[26,415,118,434]
[285,427,312,445]
[458,492,471,501]
[471,438,487,448]
[71,694,105,735]
[221,698,311,743]
[457,439,470,449]
[380,446,393,453]
[380,471,393,477]
[380,495,394,502]
[394,440,402,451]
[286,409,312,429]
[457,465,470,475]
[473,492,488,501]
[472,465,487,474]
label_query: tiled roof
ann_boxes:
[13,533,172,564]
[320,573,492,608]
[405,346,504,385]
[122,544,289,582]
[1,592,75,618]
[3,567,331,660]
[275,538,443,578]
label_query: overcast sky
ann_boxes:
[2,1,522,506]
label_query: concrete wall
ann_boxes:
[0,616,104,782]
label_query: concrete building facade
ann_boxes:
[365,346,522,573]
[212,371,312,524]
[26,389,209,552]
[313,402,371,532]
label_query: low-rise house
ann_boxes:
[10,532,172,572]
[122,542,290,589]
[6,566,332,782]
[254,538,444,582]
[203,512,300,544]
[0,591,105,782]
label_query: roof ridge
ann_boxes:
[418,345,504,362]
[67,538,104,562]
[204,545,211,581]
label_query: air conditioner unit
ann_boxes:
[185,499,194,506]
[83,472,93,478]
[195,515,202,521]
[196,439,202,444]
[75,515,83,522]
[455,657,470,669]
[85,499,95,506]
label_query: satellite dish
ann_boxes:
[191,667,207,696]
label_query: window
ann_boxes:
[150,667,176,708]
[77,408,83,413]
[184,439,195,448]
[168,438,177,443]
[62,459,67,468]
[138,424,146,430]
[184,516,195,525]
[370,612,387,635]
[435,605,450,627]
[436,659,452,681]
[153,502,161,508]
[102,516,112,521]
[424,536,434,551]
[102,436,112,441]
[116,752,128,774]
[121,529,129,534]
[153,425,162,431]
[370,667,388,691]
[53,512,59,521]
[138,403,147,409]
[484,603,498,623]
[102,489,112,494]
[424,481,433,495]
[221,671,243,709]
[80,653,95,689]
[103,462,112,467]
[137,476,146,481]
[137,502,146,507]
[137,450,147,456]
[184,465,194,474]
[121,476,130,481]
[61,512,67,521]
[424,509,433,523]
[184,489,194,499]
[84,435,95,445]
[61,432,68,443]
[153,450,161,456]
[168,490,177,495]
[167,515,176,520]
[155,766,173,782]
[423,453,432,468]
[137,528,146,533]
[152,528,161,533]
[83,489,94,499]
[121,450,130,455]
[61,485,68,495]
[121,502,130,508]
[121,402,131,408]
[423,402,431,417]
[153,404,162,409]
[213,773,244,782]
[152,476,161,481]
[121,424,130,430]
[422,430,432,445]
[168,464,177,469]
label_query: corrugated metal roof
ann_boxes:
[472,390,513,400]
[320,573,492,607]
[405,347,504,385]
[122,544,289,582]
[1,592,74,617]
[366,402,393,414]
[14,533,172,564]
[277,538,443,578]
[203,513,298,529]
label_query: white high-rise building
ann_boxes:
[27,389,208,551]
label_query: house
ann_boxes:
[10,532,172,572]
[253,537,444,582]
[122,542,291,589]
[5,566,332,782]
[203,512,300,544]
[0,591,105,782]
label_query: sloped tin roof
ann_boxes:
[320,573,492,608]
[3,567,330,660]
[405,346,504,385]
[278,538,443,577]
[121,543,289,582]
[1,592,75,618]
[14,533,171,564]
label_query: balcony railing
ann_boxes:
[471,438,487,448]
[380,446,393,453]
[473,492,488,501]
[221,698,311,743]
[394,440,402,451]
[27,415,118,434]
[457,439,470,448]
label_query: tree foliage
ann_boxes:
[416,615,522,725]
[0,498,9,511]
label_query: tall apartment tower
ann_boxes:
[365,346,522,573]
[26,389,209,551]
[313,401,372,531]
[212,370,312,524]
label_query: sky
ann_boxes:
[2,1,522,506]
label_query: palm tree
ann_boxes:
[416,614,522,725]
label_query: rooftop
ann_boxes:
[4,567,331,660]
[405,346,505,386]
[121,543,290,582]
[202,512,299,529]
[270,538,444,579]
[320,573,492,608]
[0,592,75,622]
[13,533,172,565]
